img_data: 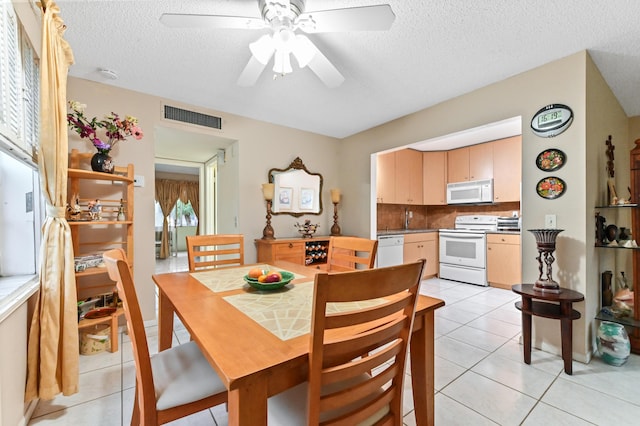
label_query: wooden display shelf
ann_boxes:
[75,266,108,278]
[78,307,124,353]
[68,220,133,226]
[68,168,134,183]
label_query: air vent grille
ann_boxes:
[163,105,222,129]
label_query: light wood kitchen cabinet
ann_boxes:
[487,233,521,289]
[395,149,423,205]
[493,136,522,202]
[469,143,493,181]
[423,151,447,205]
[447,143,493,183]
[447,147,470,183]
[376,151,396,203]
[404,232,438,278]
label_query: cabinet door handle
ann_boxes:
[288,243,293,248]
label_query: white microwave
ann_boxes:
[446,179,493,204]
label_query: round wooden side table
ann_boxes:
[512,284,584,375]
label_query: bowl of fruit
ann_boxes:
[244,268,294,291]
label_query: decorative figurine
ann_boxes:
[117,198,126,221]
[88,199,102,220]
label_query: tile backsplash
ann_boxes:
[376,202,520,231]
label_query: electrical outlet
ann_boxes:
[545,214,557,229]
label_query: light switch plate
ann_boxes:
[134,175,144,187]
[545,214,557,229]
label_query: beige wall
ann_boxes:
[340,51,633,361]
[68,78,340,319]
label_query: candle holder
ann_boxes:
[262,183,275,240]
[331,202,341,236]
[529,229,564,293]
[330,188,341,236]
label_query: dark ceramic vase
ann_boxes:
[91,152,114,173]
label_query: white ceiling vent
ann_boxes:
[163,105,222,130]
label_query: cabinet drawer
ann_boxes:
[273,242,305,263]
[403,232,437,244]
[487,234,520,245]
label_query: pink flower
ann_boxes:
[67,101,143,154]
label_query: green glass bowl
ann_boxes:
[243,271,294,291]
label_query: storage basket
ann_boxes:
[79,324,111,355]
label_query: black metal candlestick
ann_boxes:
[529,229,563,293]
[262,200,275,240]
[331,202,341,236]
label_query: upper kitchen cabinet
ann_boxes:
[423,151,447,205]
[447,147,469,182]
[469,143,493,181]
[395,149,423,205]
[376,149,422,205]
[492,136,522,202]
[447,143,493,183]
[376,151,395,203]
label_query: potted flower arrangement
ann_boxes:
[66,100,143,173]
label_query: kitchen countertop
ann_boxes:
[377,229,521,236]
[377,229,439,236]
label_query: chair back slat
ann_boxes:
[307,259,425,425]
[186,234,244,271]
[326,237,378,272]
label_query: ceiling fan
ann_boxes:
[160,0,395,88]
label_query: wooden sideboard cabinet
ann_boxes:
[255,236,331,268]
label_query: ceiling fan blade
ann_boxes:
[237,55,269,86]
[160,13,265,30]
[298,37,344,88]
[296,5,395,33]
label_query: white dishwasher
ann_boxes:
[377,235,404,267]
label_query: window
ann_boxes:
[0,2,39,158]
[0,2,42,296]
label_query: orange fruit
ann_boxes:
[248,268,265,279]
[257,274,268,283]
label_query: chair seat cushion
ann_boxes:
[152,341,226,411]
[268,374,389,425]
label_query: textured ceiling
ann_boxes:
[57,0,640,139]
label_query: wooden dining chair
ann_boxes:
[268,259,425,425]
[326,236,378,272]
[186,234,244,271]
[102,249,227,425]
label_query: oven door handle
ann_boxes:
[440,234,485,240]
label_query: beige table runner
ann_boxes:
[190,264,304,293]
[223,281,385,341]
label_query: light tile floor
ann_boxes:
[29,253,640,425]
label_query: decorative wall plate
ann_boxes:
[536,176,566,199]
[536,149,566,172]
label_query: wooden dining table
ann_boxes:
[153,261,445,425]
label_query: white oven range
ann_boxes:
[439,215,499,286]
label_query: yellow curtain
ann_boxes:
[182,181,200,235]
[25,0,77,401]
[155,179,181,258]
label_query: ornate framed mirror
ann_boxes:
[268,157,323,217]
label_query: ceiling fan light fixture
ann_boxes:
[273,50,292,75]
[249,34,275,64]
[273,27,295,51]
